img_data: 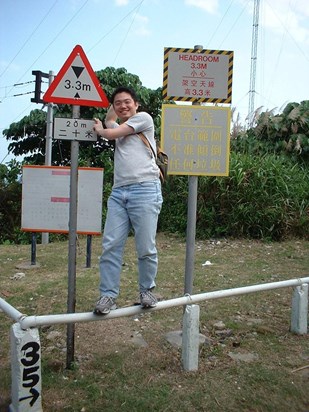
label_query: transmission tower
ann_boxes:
[248,0,261,126]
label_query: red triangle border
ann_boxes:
[43,45,109,107]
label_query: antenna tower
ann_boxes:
[248,0,261,126]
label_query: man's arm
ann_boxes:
[93,116,134,141]
[104,105,117,128]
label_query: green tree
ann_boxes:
[3,67,163,167]
[0,160,26,243]
[1,68,164,243]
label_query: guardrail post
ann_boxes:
[182,304,200,371]
[290,284,308,334]
[9,323,42,412]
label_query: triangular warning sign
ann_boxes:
[43,45,109,107]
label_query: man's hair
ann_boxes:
[111,87,138,104]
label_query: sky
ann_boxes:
[1,0,309,163]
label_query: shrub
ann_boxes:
[160,153,309,240]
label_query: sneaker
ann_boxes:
[140,290,157,308]
[93,296,117,315]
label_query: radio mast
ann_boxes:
[248,0,261,127]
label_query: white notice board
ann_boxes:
[22,166,104,235]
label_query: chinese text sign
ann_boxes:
[161,105,231,176]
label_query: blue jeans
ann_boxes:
[99,180,163,298]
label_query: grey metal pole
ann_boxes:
[184,176,198,294]
[31,233,37,265]
[66,105,80,369]
[45,71,54,166]
[42,70,54,245]
[86,235,92,268]
[184,45,203,295]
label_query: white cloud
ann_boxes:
[242,0,309,45]
[265,1,309,44]
[134,14,151,36]
[293,0,309,17]
[184,0,219,14]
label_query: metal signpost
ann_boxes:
[43,44,109,368]
[162,45,233,296]
[42,71,55,245]
[161,44,233,370]
[161,103,231,297]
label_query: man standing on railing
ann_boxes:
[92,86,163,315]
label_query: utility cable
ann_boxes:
[0,0,59,79]
[265,0,309,62]
[87,0,145,53]
[264,0,307,107]
[1,0,90,149]
[2,0,89,103]
[206,0,235,47]
[112,0,145,65]
[218,0,251,48]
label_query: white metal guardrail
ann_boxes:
[1,276,308,412]
[15,276,309,328]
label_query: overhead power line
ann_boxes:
[218,2,249,48]
[0,0,59,79]
[265,0,309,63]
[13,91,34,98]
[87,0,145,53]
[207,0,235,46]
[112,0,145,65]
[1,0,89,104]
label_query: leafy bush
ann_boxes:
[160,153,309,240]
[2,95,309,244]
[1,153,308,244]
[232,101,309,165]
[0,160,25,244]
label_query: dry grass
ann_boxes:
[0,233,309,411]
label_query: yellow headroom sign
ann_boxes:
[163,47,233,104]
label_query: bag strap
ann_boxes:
[138,132,157,158]
[139,133,166,183]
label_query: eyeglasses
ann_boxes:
[113,98,134,108]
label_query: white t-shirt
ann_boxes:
[112,112,160,188]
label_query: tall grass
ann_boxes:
[160,153,309,240]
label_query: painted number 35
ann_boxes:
[19,341,40,407]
